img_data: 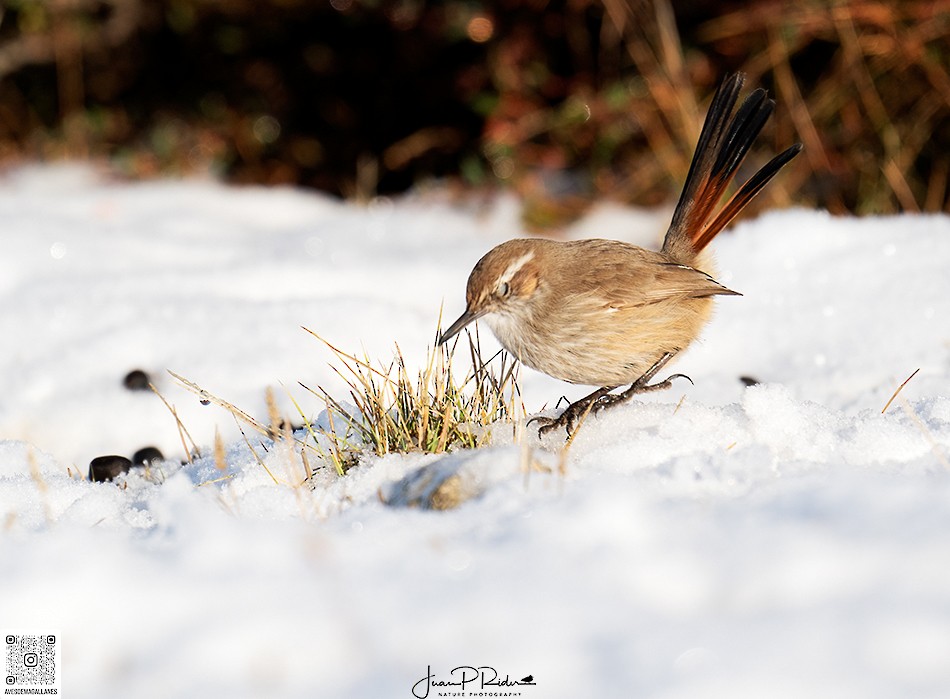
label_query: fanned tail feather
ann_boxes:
[662,73,802,264]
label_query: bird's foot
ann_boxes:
[527,386,612,438]
[590,372,693,413]
[527,352,691,439]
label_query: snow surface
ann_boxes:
[2,164,950,698]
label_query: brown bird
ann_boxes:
[439,73,802,435]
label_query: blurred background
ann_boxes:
[0,0,947,226]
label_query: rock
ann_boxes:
[89,455,132,482]
[385,462,471,510]
[132,446,164,467]
[123,369,152,391]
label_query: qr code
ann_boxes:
[3,631,61,691]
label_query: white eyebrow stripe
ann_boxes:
[498,251,535,285]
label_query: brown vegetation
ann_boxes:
[0,0,947,219]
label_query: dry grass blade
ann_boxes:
[285,386,353,477]
[881,367,921,414]
[881,368,950,471]
[169,370,271,437]
[213,427,228,471]
[168,370,323,470]
[233,416,280,485]
[149,381,200,463]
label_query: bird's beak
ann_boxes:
[439,308,484,345]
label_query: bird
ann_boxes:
[439,72,802,436]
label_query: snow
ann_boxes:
[2,163,950,698]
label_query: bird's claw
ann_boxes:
[527,413,571,438]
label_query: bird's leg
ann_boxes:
[591,351,692,414]
[528,385,614,437]
[529,352,691,438]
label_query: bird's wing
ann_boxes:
[566,243,739,309]
[634,261,740,305]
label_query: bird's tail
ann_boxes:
[661,72,802,265]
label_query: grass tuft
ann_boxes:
[169,322,523,481]
[301,323,523,467]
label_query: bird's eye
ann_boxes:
[497,282,510,298]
